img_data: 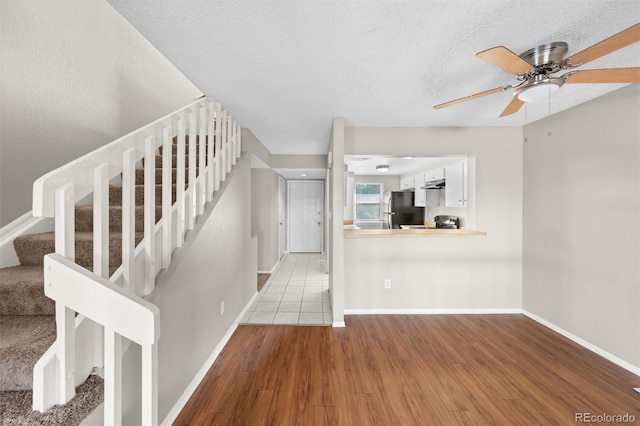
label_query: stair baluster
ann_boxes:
[144,135,157,295]
[187,111,197,231]
[198,107,207,215]
[161,127,172,269]
[54,183,76,405]
[214,103,222,191]
[231,119,238,167]
[176,118,186,248]
[92,164,109,371]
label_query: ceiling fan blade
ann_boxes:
[564,23,640,67]
[499,97,524,117]
[433,86,508,109]
[476,46,533,74]
[564,67,640,83]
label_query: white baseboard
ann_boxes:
[161,291,260,426]
[332,321,346,328]
[257,256,283,274]
[522,310,640,377]
[344,308,523,315]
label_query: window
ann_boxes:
[355,183,383,221]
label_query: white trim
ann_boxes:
[332,321,346,328]
[344,308,523,315]
[257,252,283,274]
[0,211,52,268]
[0,210,35,240]
[161,291,260,426]
[522,310,640,377]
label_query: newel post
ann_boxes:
[54,183,76,404]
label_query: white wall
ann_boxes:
[523,85,640,369]
[0,0,201,226]
[345,235,520,310]
[119,156,255,423]
[251,168,280,271]
[343,126,523,310]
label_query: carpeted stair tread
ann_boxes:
[161,143,210,155]
[135,168,191,187]
[75,204,162,233]
[0,265,53,316]
[172,134,204,144]
[109,184,177,206]
[154,154,206,168]
[0,374,104,425]
[13,231,145,267]
[0,315,56,391]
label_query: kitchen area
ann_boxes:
[340,150,519,313]
[343,155,484,236]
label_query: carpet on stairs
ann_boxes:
[0,374,104,426]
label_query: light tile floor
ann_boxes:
[240,253,332,326]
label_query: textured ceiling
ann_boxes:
[108,0,639,155]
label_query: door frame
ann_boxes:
[278,175,286,260]
[287,180,325,253]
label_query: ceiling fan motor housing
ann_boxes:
[514,42,569,102]
[519,41,568,68]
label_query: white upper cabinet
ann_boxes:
[413,173,426,206]
[444,161,467,207]
[400,175,414,190]
[425,167,445,182]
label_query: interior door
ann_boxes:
[278,176,286,259]
[288,181,324,253]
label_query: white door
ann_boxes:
[288,181,323,253]
[278,176,286,259]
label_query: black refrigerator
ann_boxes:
[384,191,425,229]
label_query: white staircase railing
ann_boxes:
[31,96,242,425]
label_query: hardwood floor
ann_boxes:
[174,315,640,425]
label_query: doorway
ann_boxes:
[288,180,324,253]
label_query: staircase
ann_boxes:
[0,97,241,424]
[0,172,165,392]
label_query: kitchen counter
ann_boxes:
[344,227,486,238]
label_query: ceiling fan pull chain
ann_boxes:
[523,103,528,143]
[547,83,553,137]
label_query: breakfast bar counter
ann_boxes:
[344,226,486,238]
[342,223,519,312]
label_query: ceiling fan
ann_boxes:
[434,23,640,117]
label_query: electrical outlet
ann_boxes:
[384,279,391,289]
[220,301,225,315]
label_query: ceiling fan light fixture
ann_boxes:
[515,77,564,103]
[376,165,390,173]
